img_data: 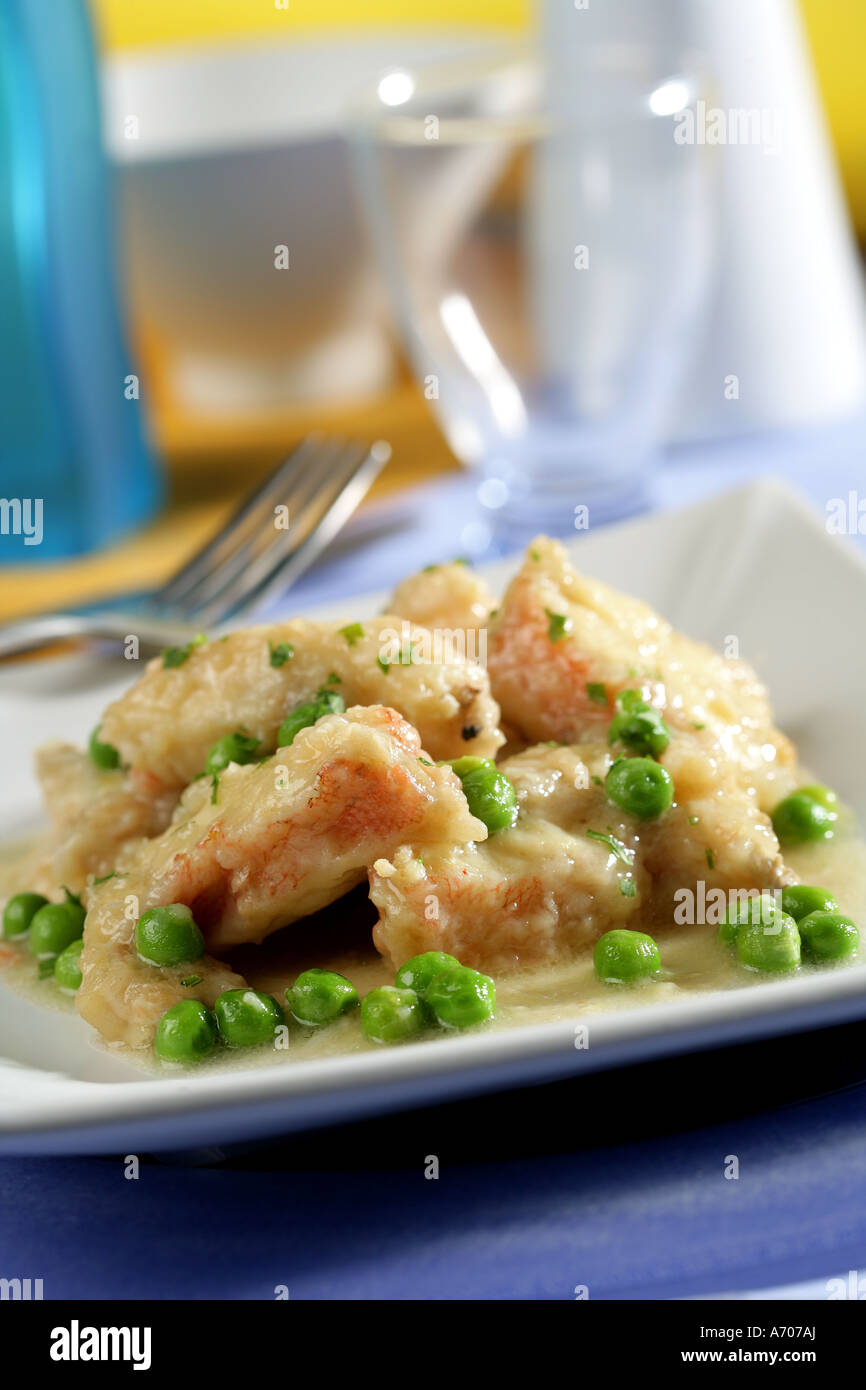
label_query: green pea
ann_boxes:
[593,929,661,983]
[425,965,496,1028]
[781,884,839,922]
[214,988,284,1047]
[135,904,205,968]
[608,693,670,758]
[88,725,121,770]
[54,938,84,992]
[2,891,48,939]
[65,890,86,930]
[736,910,800,972]
[154,1000,218,1063]
[605,756,674,819]
[718,916,739,945]
[718,893,784,945]
[205,732,260,775]
[64,889,86,925]
[771,790,836,846]
[798,784,839,813]
[395,951,460,996]
[798,910,859,962]
[28,898,85,959]
[277,690,346,747]
[449,756,518,834]
[360,986,429,1045]
[285,968,359,1026]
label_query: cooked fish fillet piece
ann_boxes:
[33,744,177,890]
[98,616,503,789]
[77,706,486,1047]
[371,735,792,973]
[77,891,245,1054]
[388,561,496,637]
[487,536,795,807]
[640,731,794,917]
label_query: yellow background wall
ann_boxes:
[90,0,530,48]
[799,0,866,234]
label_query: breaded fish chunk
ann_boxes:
[98,616,503,788]
[487,536,794,806]
[34,744,177,890]
[371,735,791,973]
[77,706,486,1047]
[388,560,496,636]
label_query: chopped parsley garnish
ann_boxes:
[706,848,716,870]
[268,641,295,668]
[616,689,644,713]
[689,815,699,826]
[316,688,345,715]
[586,829,635,866]
[545,609,572,642]
[586,682,607,706]
[530,549,541,561]
[92,872,116,886]
[180,974,203,988]
[591,775,603,786]
[205,732,260,774]
[210,774,220,805]
[418,757,433,767]
[339,622,365,647]
[692,721,706,731]
[162,633,207,668]
[618,876,637,898]
[377,654,391,674]
[325,672,342,684]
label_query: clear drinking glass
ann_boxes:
[351,47,713,545]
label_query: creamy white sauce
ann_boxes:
[3,828,865,1074]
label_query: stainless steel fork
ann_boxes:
[0,436,390,660]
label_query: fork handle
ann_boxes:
[0,613,204,661]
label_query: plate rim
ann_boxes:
[4,957,866,1148]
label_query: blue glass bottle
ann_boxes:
[0,0,161,560]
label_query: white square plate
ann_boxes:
[2,477,865,1155]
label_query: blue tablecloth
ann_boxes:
[3,415,866,1300]
[4,1029,866,1300]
